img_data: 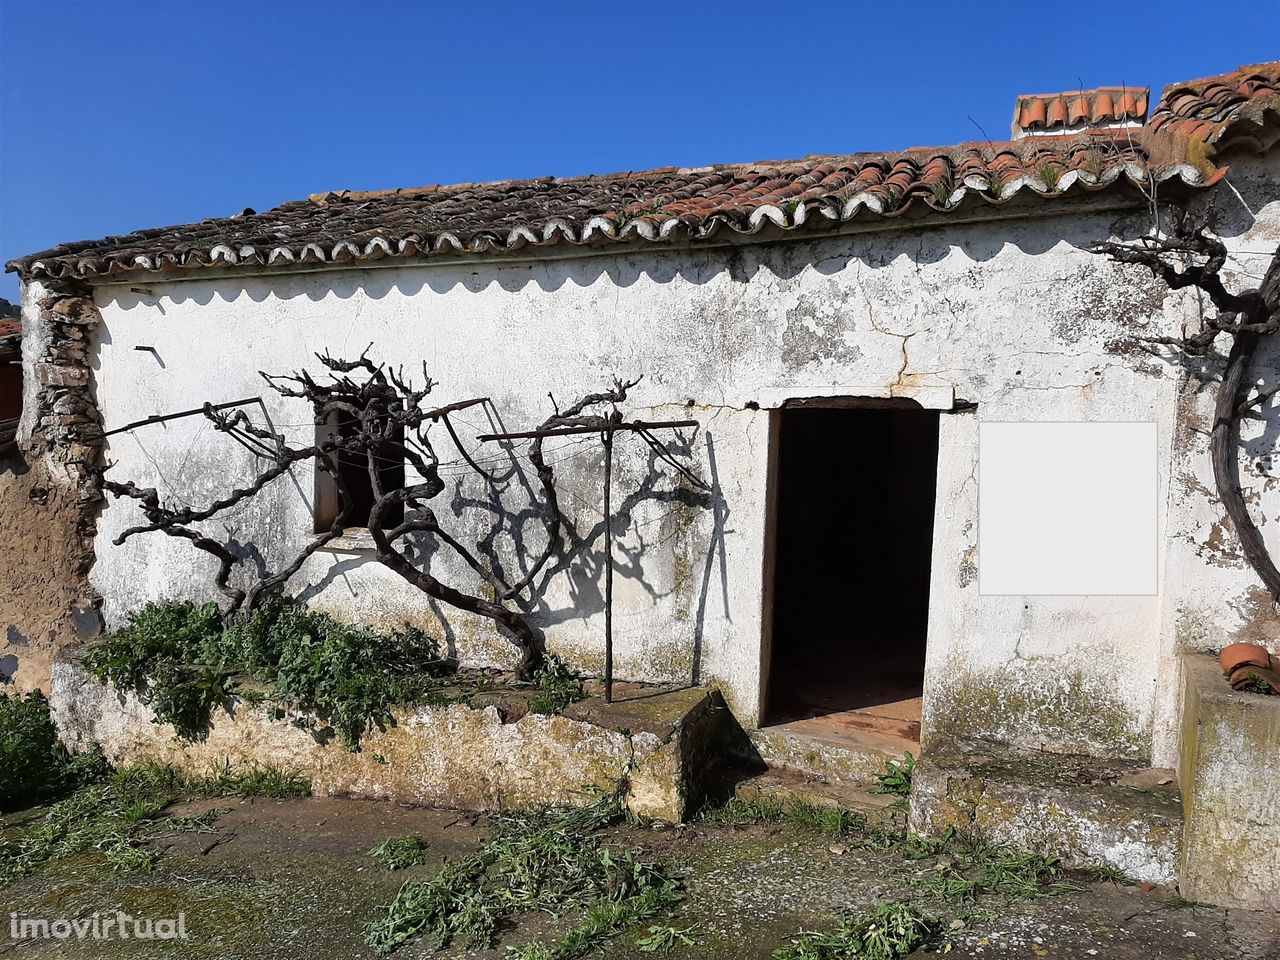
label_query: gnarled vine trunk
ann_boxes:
[1097,206,1280,601]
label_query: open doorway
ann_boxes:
[762,401,940,741]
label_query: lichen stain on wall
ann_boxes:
[957,545,978,589]
[926,657,1148,761]
[780,281,864,370]
[1049,259,1167,350]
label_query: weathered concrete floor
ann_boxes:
[1,797,1277,959]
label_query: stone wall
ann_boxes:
[51,653,729,823]
[0,280,104,692]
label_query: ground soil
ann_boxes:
[0,455,96,694]
[1,796,1277,959]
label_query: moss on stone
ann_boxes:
[926,662,1147,761]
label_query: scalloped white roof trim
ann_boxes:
[20,163,1213,281]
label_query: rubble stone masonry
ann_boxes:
[0,280,104,692]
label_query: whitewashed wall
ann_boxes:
[76,152,1280,766]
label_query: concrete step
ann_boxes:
[909,745,1182,886]
[749,720,916,788]
[732,765,904,827]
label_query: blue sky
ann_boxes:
[1,0,1277,301]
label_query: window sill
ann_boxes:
[315,529,380,554]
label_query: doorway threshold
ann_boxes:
[766,696,921,746]
[752,699,921,788]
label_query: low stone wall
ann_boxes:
[909,744,1182,885]
[50,655,730,823]
[1179,653,1280,909]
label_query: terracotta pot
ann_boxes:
[1219,642,1272,675]
[1228,664,1280,695]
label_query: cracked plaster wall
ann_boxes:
[76,155,1280,763]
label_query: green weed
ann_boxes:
[872,753,914,797]
[112,758,309,801]
[209,762,311,799]
[927,179,956,206]
[366,796,682,956]
[1236,671,1271,695]
[698,794,784,826]
[1036,163,1064,191]
[370,836,428,871]
[528,654,584,716]
[773,901,937,960]
[1163,893,1211,910]
[1080,149,1106,180]
[699,795,864,837]
[781,801,866,837]
[83,596,455,750]
[1085,862,1132,885]
[0,690,108,811]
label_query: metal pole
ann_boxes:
[476,419,697,442]
[103,397,261,437]
[602,424,614,703]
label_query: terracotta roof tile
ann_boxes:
[1014,86,1148,137]
[1149,62,1280,153]
[7,61,1277,284]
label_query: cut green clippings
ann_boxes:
[0,759,309,886]
[369,835,428,871]
[636,924,696,953]
[773,901,938,960]
[528,654,585,715]
[365,796,682,956]
[900,829,1082,902]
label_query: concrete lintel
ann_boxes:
[755,384,956,410]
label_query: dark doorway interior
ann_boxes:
[764,403,940,727]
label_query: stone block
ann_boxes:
[909,743,1182,884]
[748,725,908,787]
[1179,653,1280,909]
[50,654,730,823]
[35,363,87,388]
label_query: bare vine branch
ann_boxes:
[1094,202,1280,600]
[96,352,683,680]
